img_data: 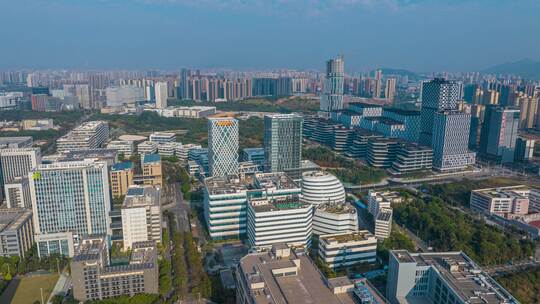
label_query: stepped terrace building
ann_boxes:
[318,231,378,269]
[56,121,109,153]
[312,202,358,236]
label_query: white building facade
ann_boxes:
[312,203,358,236]
[208,118,239,177]
[319,231,378,269]
[247,195,312,249]
[301,170,345,205]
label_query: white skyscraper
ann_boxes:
[30,160,112,257]
[155,81,168,109]
[208,118,239,177]
[121,185,162,250]
[320,56,344,115]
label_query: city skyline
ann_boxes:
[2,0,540,72]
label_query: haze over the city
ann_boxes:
[2,0,540,72]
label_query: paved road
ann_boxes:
[394,224,430,252]
[485,260,540,276]
[162,182,190,232]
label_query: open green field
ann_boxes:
[11,274,59,304]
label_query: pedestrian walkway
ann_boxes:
[48,268,69,303]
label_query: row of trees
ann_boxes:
[393,196,536,266]
[424,177,520,208]
[302,146,387,185]
[185,233,212,298]
[158,258,172,297]
[1,246,69,278]
[170,220,189,300]
[376,227,416,262]
[168,97,320,114]
[498,266,540,303]
[86,294,160,304]
[302,146,350,168]
[93,111,265,148]
[167,211,211,301]
[329,167,387,185]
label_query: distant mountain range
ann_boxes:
[483,59,540,79]
[372,68,421,81]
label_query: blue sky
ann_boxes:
[1,0,539,72]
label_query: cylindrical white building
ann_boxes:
[301,170,345,205]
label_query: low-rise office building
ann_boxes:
[345,130,383,159]
[312,202,358,236]
[386,250,518,304]
[178,143,202,163]
[241,148,265,171]
[107,140,135,157]
[0,136,33,148]
[4,177,32,208]
[374,208,393,239]
[367,190,402,216]
[247,195,312,249]
[236,244,360,304]
[57,148,118,167]
[156,142,183,157]
[366,137,400,168]
[175,106,216,118]
[391,143,433,174]
[470,186,530,217]
[204,172,301,240]
[318,231,378,269]
[71,236,158,302]
[35,231,76,257]
[137,141,158,155]
[149,132,176,144]
[0,147,42,184]
[110,162,134,198]
[0,208,34,258]
[140,154,163,186]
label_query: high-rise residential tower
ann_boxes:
[319,56,345,115]
[385,78,397,102]
[180,68,190,99]
[373,69,383,98]
[263,114,303,175]
[419,78,461,146]
[155,81,168,109]
[479,106,520,163]
[208,117,239,177]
